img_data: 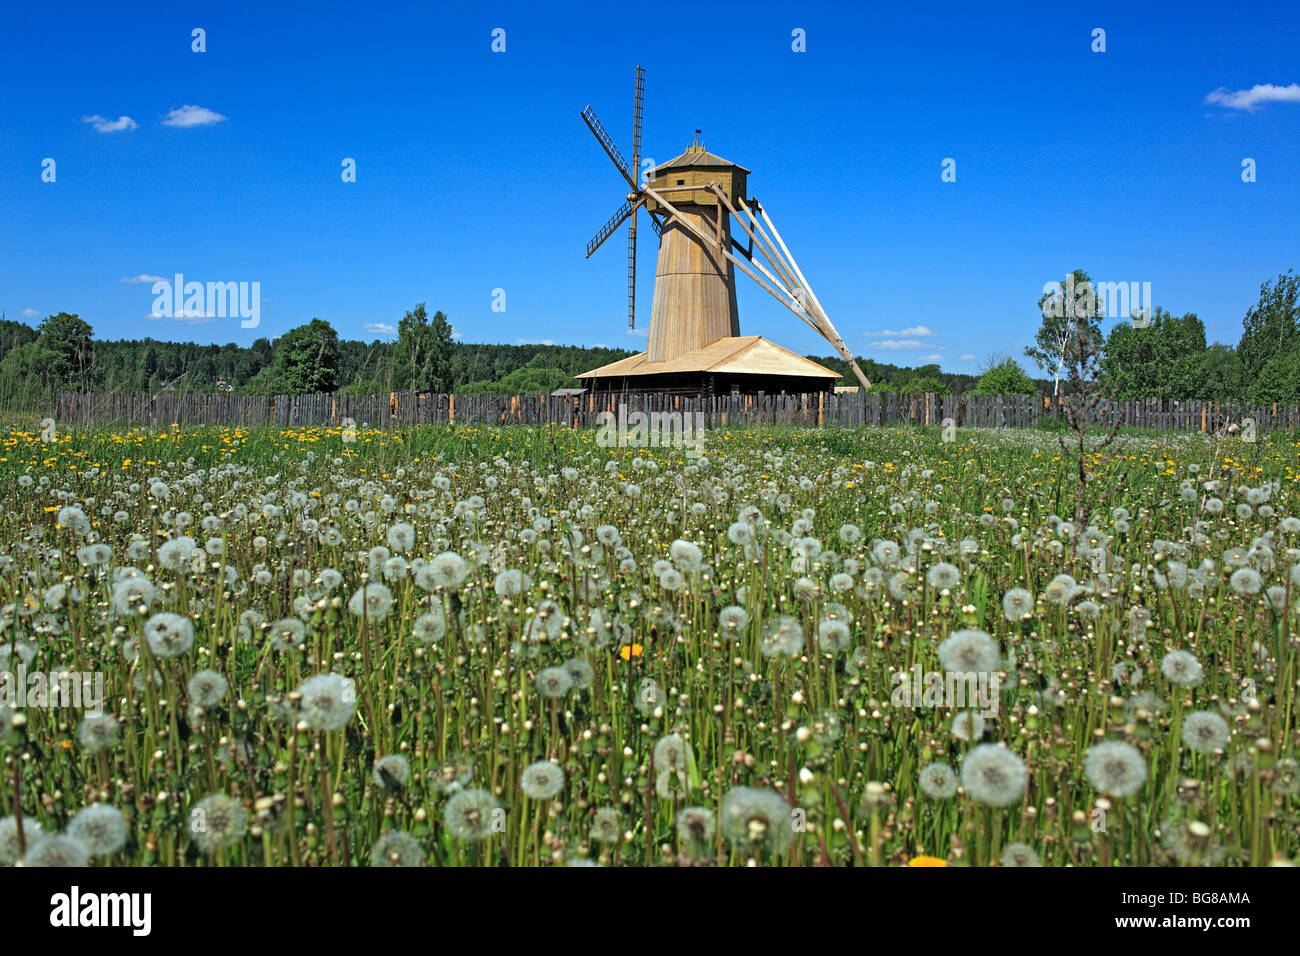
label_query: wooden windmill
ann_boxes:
[578,66,872,394]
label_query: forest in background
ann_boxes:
[2,268,1295,410]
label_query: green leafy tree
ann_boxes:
[462,365,577,394]
[395,303,430,390]
[899,375,945,396]
[1026,270,1104,397]
[38,312,94,388]
[269,319,340,393]
[1238,270,1300,379]
[0,313,40,354]
[0,339,58,407]
[972,356,1037,395]
[1189,345,1246,401]
[1101,307,1207,398]
[393,304,455,391]
[1253,350,1300,405]
[425,309,454,391]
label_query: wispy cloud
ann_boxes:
[867,339,924,350]
[365,322,396,335]
[1204,83,1300,112]
[864,325,933,337]
[82,114,137,133]
[919,354,943,362]
[517,338,556,346]
[162,105,227,127]
[20,308,41,318]
[960,353,976,361]
[122,274,164,284]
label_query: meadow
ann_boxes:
[0,418,1296,867]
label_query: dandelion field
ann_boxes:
[1,420,1297,868]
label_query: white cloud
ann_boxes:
[864,325,933,337]
[20,308,40,318]
[516,338,556,346]
[1205,83,1300,112]
[162,105,227,127]
[81,114,137,133]
[868,339,924,350]
[451,326,463,340]
[365,322,396,335]
[960,353,976,361]
[121,274,164,284]
[919,354,943,362]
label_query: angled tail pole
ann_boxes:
[724,189,871,391]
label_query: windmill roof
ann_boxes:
[576,335,839,379]
[650,145,750,174]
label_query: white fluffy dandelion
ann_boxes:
[1083,741,1148,797]
[143,612,195,658]
[520,760,565,800]
[1001,587,1034,622]
[918,762,958,799]
[297,673,357,731]
[960,743,1027,807]
[937,629,1000,675]
[67,804,128,856]
[1161,650,1203,687]
[1182,711,1231,754]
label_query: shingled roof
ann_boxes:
[649,144,750,174]
[576,335,838,379]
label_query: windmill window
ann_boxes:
[676,179,685,185]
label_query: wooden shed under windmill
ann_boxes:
[576,67,871,398]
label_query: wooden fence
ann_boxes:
[51,389,1300,433]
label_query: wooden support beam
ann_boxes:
[642,185,823,336]
[711,186,804,303]
[755,202,872,391]
[651,182,870,391]
[737,199,801,294]
[732,194,802,296]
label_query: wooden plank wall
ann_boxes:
[51,390,1300,434]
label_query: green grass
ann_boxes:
[0,420,1296,867]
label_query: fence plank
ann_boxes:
[47,390,1295,435]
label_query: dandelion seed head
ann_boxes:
[370,829,423,866]
[520,760,565,800]
[67,804,128,856]
[1083,740,1148,797]
[960,743,1027,807]
[1182,710,1231,754]
[918,762,958,799]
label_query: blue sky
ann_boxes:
[2,0,1297,373]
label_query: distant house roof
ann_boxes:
[576,335,839,380]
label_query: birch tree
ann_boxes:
[1025,269,1103,398]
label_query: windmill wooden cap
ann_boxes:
[650,145,750,174]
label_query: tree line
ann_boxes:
[0,305,636,408]
[1023,268,1298,403]
[2,269,1295,408]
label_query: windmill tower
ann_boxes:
[642,135,742,361]
[579,67,872,395]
